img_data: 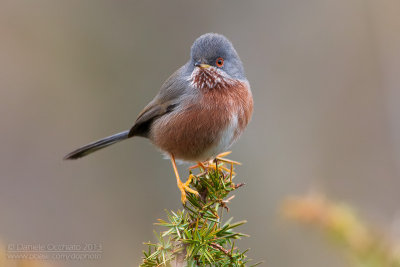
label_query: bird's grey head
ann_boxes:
[186,33,246,89]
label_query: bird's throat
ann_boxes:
[189,68,237,91]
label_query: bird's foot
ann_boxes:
[215,151,241,166]
[188,151,241,185]
[170,154,199,204]
[189,152,240,171]
[215,151,241,184]
[178,174,199,204]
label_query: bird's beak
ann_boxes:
[195,62,211,69]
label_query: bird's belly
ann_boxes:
[197,114,239,160]
[150,106,235,162]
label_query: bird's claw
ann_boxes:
[178,174,199,204]
[174,151,240,203]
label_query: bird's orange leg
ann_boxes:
[170,154,199,204]
[189,152,239,179]
[215,151,242,166]
[215,151,241,184]
[189,161,207,171]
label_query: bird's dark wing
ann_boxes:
[128,66,189,138]
[128,100,177,137]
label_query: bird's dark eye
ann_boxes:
[215,57,224,67]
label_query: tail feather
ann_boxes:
[64,130,130,160]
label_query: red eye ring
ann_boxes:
[216,57,224,67]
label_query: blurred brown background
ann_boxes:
[1,0,399,266]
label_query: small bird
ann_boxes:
[64,33,253,203]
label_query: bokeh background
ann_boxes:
[1,0,400,266]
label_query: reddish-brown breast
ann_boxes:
[150,78,253,162]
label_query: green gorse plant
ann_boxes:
[141,158,260,266]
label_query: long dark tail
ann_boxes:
[64,130,130,160]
